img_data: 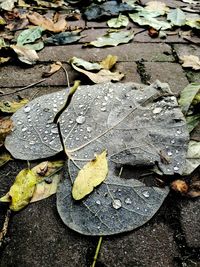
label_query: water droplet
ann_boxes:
[97,226,101,229]
[76,115,85,124]
[51,128,58,134]
[101,107,106,112]
[75,137,79,141]
[24,106,30,113]
[53,108,58,112]
[153,107,162,114]
[136,207,140,210]
[87,127,92,133]
[175,150,179,154]
[171,140,175,144]
[96,200,101,205]
[176,129,181,135]
[29,141,35,145]
[22,127,27,132]
[102,102,107,106]
[84,136,88,140]
[174,166,179,171]
[125,198,132,204]
[17,121,22,125]
[142,191,150,198]
[79,104,84,108]
[53,103,57,107]
[112,199,122,209]
[167,151,172,156]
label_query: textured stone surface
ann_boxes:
[144,62,189,95]
[181,199,200,248]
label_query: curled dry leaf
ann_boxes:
[180,55,200,70]
[0,118,13,146]
[69,57,102,71]
[71,63,124,83]
[100,55,118,70]
[11,44,39,65]
[171,179,189,194]
[42,61,62,77]
[27,12,67,33]
[0,99,29,113]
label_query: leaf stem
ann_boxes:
[0,79,46,97]
[0,209,11,247]
[91,236,103,267]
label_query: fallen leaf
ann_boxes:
[107,14,129,28]
[178,83,200,114]
[24,41,44,51]
[11,44,39,64]
[145,1,169,15]
[0,57,10,64]
[44,30,83,45]
[72,151,108,200]
[42,61,62,77]
[186,19,200,29]
[71,63,124,83]
[180,55,200,70]
[0,153,12,168]
[100,55,118,70]
[84,1,136,21]
[186,114,200,133]
[88,30,134,47]
[0,118,13,146]
[17,26,44,46]
[167,8,186,26]
[183,141,200,175]
[69,57,102,71]
[187,181,200,198]
[32,160,64,177]
[0,0,17,11]
[129,13,171,30]
[27,12,67,33]
[0,169,38,211]
[171,180,189,194]
[0,99,29,113]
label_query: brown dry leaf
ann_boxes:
[180,55,200,70]
[0,118,13,146]
[148,27,159,38]
[72,64,124,83]
[171,179,189,194]
[42,61,62,77]
[27,12,67,33]
[11,44,39,64]
[100,55,118,70]
[187,180,200,198]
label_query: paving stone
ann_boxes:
[99,222,179,267]
[173,44,200,58]
[144,62,189,95]
[39,43,174,63]
[181,199,200,248]
[114,62,141,83]
[0,64,79,88]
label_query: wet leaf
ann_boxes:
[145,1,169,15]
[27,12,67,33]
[186,114,200,133]
[24,41,44,51]
[178,83,200,115]
[45,31,83,45]
[186,19,200,29]
[88,30,134,47]
[42,61,62,77]
[183,141,200,175]
[71,63,124,83]
[0,169,38,211]
[180,55,200,70]
[0,118,13,146]
[129,13,171,30]
[84,1,136,21]
[5,81,189,235]
[0,99,29,113]
[0,153,12,168]
[0,0,17,11]
[107,14,129,28]
[167,8,186,26]
[72,151,108,200]
[17,26,44,46]
[100,55,118,70]
[11,44,39,65]
[69,57,102,71]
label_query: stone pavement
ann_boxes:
[0,2,200,266]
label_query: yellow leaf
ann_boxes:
[0,193,10,202]
[0,99,29,113]
[0,153,12,168]
[72,151,108,200]
[100,55,118,70]
[42,61,62,77]
[8,169,37,211]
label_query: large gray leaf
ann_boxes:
[5,81,189,235]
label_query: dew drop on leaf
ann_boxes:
[112,199,122,209]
